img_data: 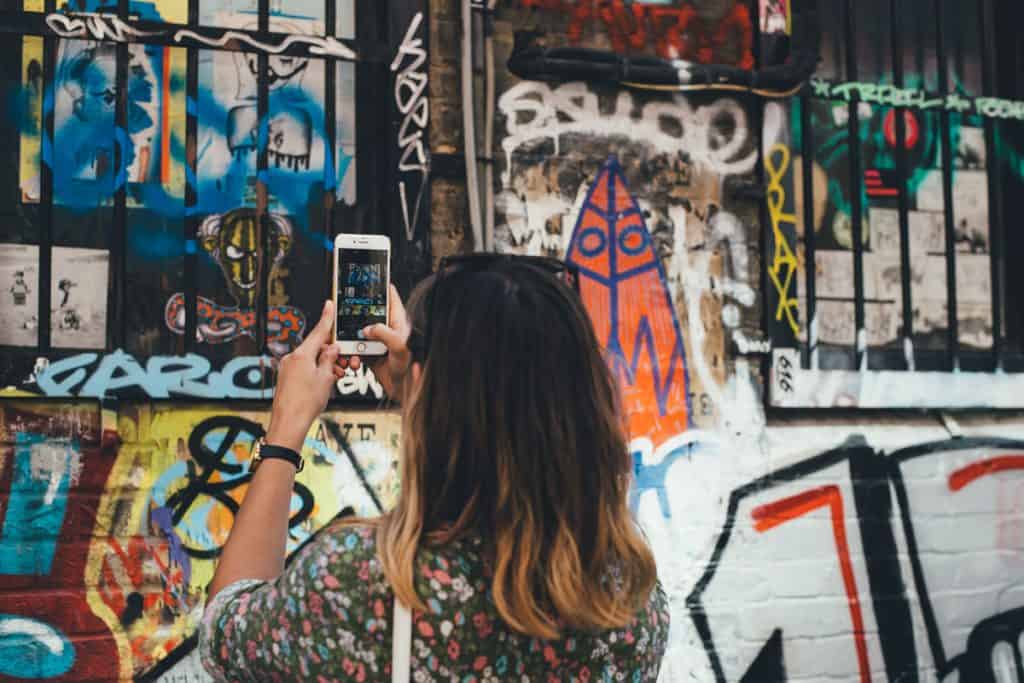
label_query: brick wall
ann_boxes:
[1,1,1022,682]
[0,402,401,681]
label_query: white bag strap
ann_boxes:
[391,598,413,683]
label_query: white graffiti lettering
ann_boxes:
[734,332,772,355]
[811,77,1024,122]
[30,350,384,399]
[46,12,164,42]
[29,442,82,506]
[35,351,270,399]
[173,28,356,61]
[390,12,430,241]
[498,82,757,185]
[335,364,384,400]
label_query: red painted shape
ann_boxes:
[948,455,1024,492]
[566,159,690,446]
[864,169,899,197]
[752,485,871,683]
[520,1,754,67]
[883,108,920,150]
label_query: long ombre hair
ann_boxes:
[374,261,657,640]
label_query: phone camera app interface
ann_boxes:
[338,250,388,340]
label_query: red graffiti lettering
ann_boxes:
[519,0,754,67]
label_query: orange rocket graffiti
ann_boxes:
[566,157,690,447]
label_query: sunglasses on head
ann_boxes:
[406,253,580,363]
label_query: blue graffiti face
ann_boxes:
[63,46,116,123]
[60,44,156,135]
[12,11,356,257]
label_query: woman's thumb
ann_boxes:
[318,341,341,373]
[363,323,403,350]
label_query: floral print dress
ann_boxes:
[199,523,670,682]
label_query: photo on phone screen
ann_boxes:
[336,249,389,341]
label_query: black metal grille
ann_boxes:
[0,0,428,400]
[777,0,1024,377]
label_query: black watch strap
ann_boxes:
[253,439,304,472]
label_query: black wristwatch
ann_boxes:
[249,437,304,473]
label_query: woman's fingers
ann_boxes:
[362,323,405,352]
[388,284,410,333]
[317,341,341,375]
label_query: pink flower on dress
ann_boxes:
[309,592,324,615]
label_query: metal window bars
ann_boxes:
[793,0,1014,375]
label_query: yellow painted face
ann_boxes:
[200,208,293,309]
[219,210,261,308]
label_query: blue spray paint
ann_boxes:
[0,434,75,576]
[0,614,75,679]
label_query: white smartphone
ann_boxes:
[333,233,391,356]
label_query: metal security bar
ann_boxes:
[0,0,429,401]
[795,0,1016,375]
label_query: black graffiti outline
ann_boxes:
[889,436,1024,680]
[136,435,378,683]
[164,415,314,559]
[321,418,383,514]
[688,435,1024,682]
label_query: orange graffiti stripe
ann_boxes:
[161,46,171,184]
[752,485,871,683]
[948,454,1024,492]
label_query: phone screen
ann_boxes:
[336,248,389,341]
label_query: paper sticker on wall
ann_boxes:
[18,35,43,203]
[760,0,790,34]
[50,247,109,350]
[200,0,326,31]
[0,244,40,348]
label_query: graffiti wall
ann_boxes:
[0,3,421,679]
[3,0,1024,681]
[488,1,1024,681]
[0,0,433,399]
[0,400,400,681]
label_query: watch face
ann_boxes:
[249,437,265,473]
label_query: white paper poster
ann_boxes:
[0,244,40,347]
[50,247,109,350]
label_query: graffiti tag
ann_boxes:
[391,12,430,241]
[163,416,314,559]
[46,12,163,42]
[812,78,1024,122]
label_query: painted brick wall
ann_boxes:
[0,401,401,681]
[2,1,1023,682]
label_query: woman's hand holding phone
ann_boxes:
[331,284,412,400]
[267,300,342,451]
